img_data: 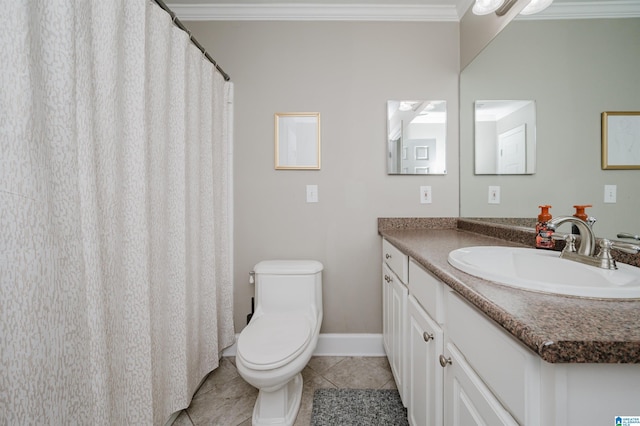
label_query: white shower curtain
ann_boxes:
[0,1,234,424]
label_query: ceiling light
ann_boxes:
[520,0,553,15]
[472,0,505,15]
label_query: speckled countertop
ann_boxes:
[378,218,640,364]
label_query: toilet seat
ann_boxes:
[237,313,312,370]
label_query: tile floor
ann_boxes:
[173,356,397,426]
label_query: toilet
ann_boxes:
[236,260,323,426]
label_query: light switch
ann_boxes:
[420,186,432,204]
[488,186,501,204]
[604,184,617,203]
[306,185,318,203]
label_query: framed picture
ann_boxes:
[275,112,321,170]
[601,111,640,170]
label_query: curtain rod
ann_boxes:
[153,0,231,81]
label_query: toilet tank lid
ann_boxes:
[253,260,323,275]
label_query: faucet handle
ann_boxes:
[596,239,618,269]
[586,216,597,228]
[597,239,614,258]
[552,233,577,252]
[617,232,640,241]
[610,240,640,255]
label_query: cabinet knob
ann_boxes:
[385,253,391,259]
[423,332,434,342]
[384,274,390,283]
[439,354,452,368]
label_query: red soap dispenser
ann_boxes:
[536,205,554,249]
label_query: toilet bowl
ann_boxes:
[235,260,323,426]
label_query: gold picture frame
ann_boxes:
[275,112,321,170]
[601,111,640,170]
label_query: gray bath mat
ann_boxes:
[311,388,409,426]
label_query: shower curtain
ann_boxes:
[0,1,234,424]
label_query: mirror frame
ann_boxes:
[274,112,321,170]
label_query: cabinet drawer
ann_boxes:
[383,239,408,283]
[447,292,539,425]
[409,259,445,324]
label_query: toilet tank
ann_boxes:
[253,260,323,315]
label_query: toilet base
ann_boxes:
[252,372,303,426]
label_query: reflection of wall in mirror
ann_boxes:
[475,121,497,173]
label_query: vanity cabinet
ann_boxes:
[383,240,522,425]
[382,239,409,404]
[382,232,640,426]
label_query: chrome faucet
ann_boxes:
[548,216,596,256]
[548,216,640,270]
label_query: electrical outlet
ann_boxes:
[420,186,432,204]
[306,185,318,203]
[488,186,501,204]
[604,184,617,203]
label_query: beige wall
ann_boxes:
[460,18,640,240]
[186,21,460,333]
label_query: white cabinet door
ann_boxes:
[389,269,408,404]
[444,343,518,426]
[407,295,443,426]
[382,264,392,355]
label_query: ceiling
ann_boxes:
[166,0,640,21]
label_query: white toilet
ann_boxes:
[236,260,323,426]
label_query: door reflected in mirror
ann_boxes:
[387,100,447,175]
[474,100,536,175]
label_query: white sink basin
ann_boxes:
[448,246,640,299]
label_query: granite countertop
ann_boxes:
[378,218,640,364]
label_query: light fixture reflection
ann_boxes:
[471,0,554,16]
[520,0,554,15]
[472,0,505,15]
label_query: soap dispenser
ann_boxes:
[573,204,592,221]
[536,205,554,249]
[572,204,593,234]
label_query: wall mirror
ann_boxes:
[474,100,536,174]
[275,112,321,170]
[387,100,447,175]
[460,16,640,240]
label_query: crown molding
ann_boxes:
[167,3,459,21]
[516,0,640,20]
[167,1,640,22]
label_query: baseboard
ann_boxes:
[315,333,385,356]
[222,333,385,357]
